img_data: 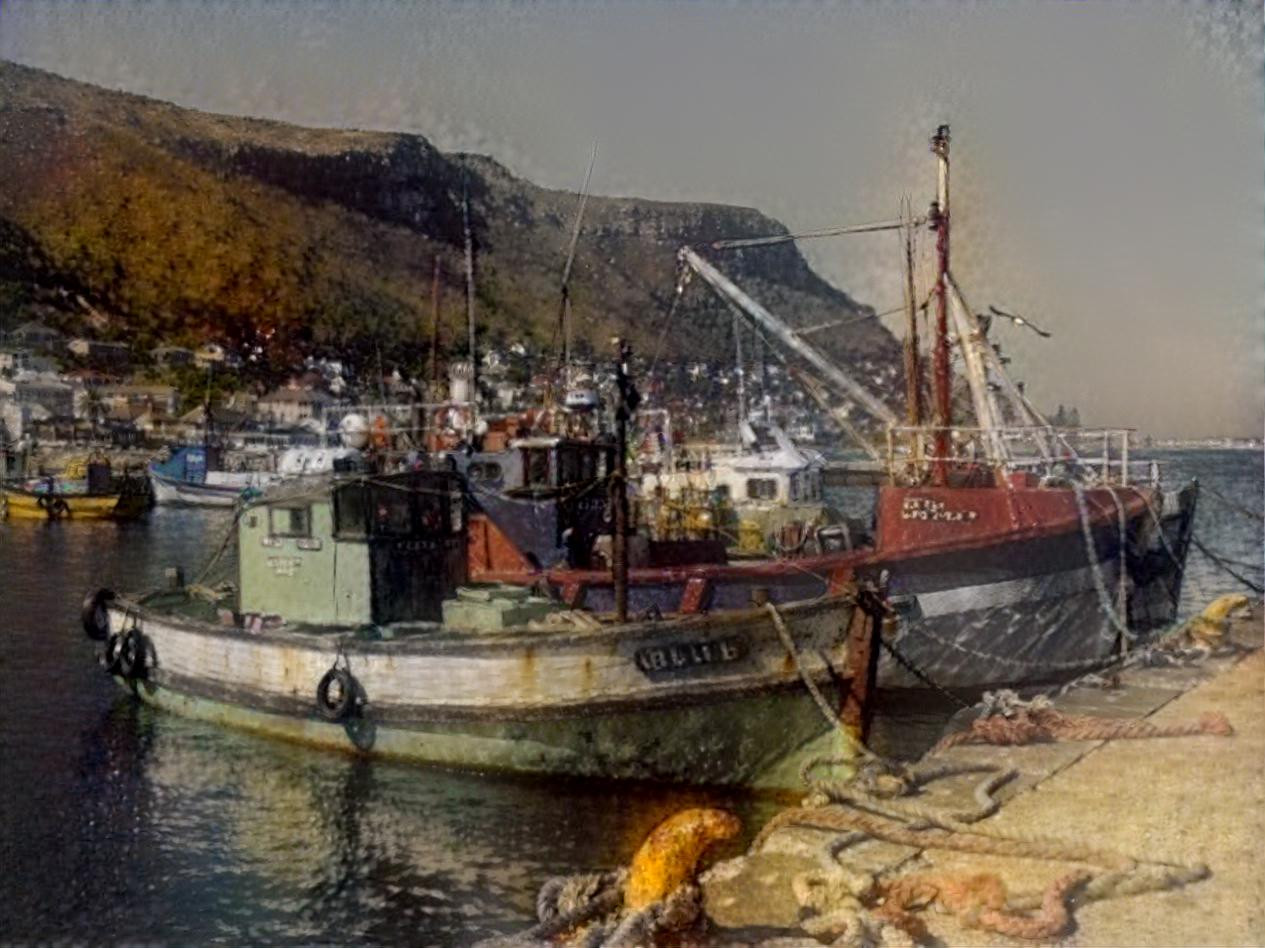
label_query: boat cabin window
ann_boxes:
[374,488,415,536]
[746,478,779,501]
[270,505,312,538]
[332,473,463,540]
[790,475,801,502]
[523,448,552,488]
[556,444,607,486]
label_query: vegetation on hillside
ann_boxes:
[0,59,901,402]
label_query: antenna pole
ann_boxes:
[462,175,478,412]
[732,308,747,432]
[929,125,952,485]
[902,199,923,429]
[612,338,638,623]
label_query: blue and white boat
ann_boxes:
[148,445,279,507]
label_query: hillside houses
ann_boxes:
[0,373,75,441]
[5,321,64,352]
[257,385,334,428]
[0,348,57,376]
[68,337,131,368]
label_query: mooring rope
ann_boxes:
[765,602,877,761]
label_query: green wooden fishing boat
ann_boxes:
[83,470,869,788]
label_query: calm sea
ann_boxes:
[1,449,1259,945]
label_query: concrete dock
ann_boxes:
[701,604,1264,946]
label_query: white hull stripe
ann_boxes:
[912,562,1106,619]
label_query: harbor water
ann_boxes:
[1,449,1259,945]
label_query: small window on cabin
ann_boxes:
[525,448,550,487]
[270,505,312,538]
[373,489,414,537]
[790,476,801,502]
[333,483,369,539]
[746,478,778,501]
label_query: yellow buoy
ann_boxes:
[624,807,740,910]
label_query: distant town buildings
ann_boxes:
[0,373,75,440]
[68,337,131,367]
[258,385,334,428]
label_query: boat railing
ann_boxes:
[885,426,1161,488]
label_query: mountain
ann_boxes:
[0,59,900,395]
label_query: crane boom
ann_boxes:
[788,367,882,461]
[677,246,899,427]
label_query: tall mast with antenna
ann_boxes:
[732,308,747,433]
[929,125,953,485]
[461,174,478,409]
[558,143,598,387]
[901,197,923,429]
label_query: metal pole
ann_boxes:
[678,247,898,428]
[902,203,923,429]
[612,338,634,623]
[732,308,747,431]
[930,125,952,485]
[462,177,478,410]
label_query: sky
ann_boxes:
[1,0,1261,438]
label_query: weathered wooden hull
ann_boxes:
[102,593,859,787]
[1,488,148,521]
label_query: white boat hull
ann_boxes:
[101,593,862,786]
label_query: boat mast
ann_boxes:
[612,338,638,623]
[462,175,478,413]
[732,308,747,433]
[901,197,923,429]
[558,143,598,392]
[929,125,953,485]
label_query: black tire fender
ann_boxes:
[316,667,356,721]
[101,632,125,674]
[116,628,146,679]
[82,589,115,641]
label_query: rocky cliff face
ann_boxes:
[0,59,899,391]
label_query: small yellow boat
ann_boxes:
[0,487,150,521]
[1,459,151,521]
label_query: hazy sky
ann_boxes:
[2,0,1261,438]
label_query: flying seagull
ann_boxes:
[988,306,1052,338]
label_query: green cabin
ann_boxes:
[238,471,468,626]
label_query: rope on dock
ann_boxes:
[756,717,1223,944]
[929,704,1233,754]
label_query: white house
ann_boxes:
[258,385,334,427]
[0,373,75,440]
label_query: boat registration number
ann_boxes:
[634,636,748,677]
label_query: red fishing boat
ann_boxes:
[465,125,1197,698]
